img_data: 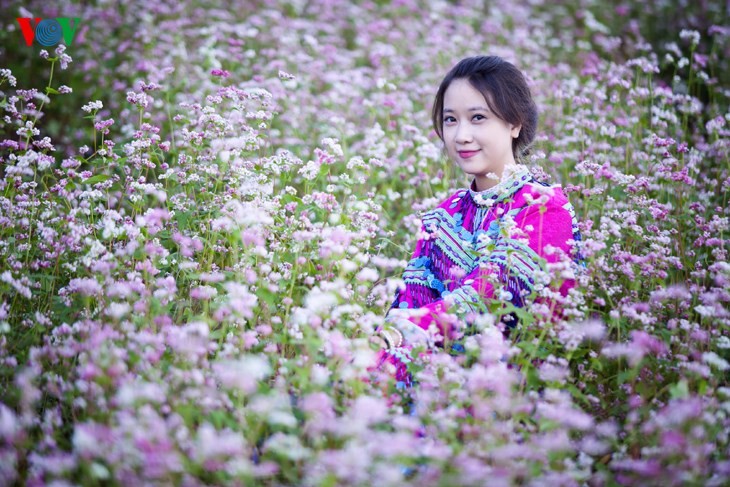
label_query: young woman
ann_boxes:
[373,56,585,384]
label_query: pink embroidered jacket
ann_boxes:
[384,164,585,348]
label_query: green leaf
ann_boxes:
[259,288,278,308]
[84,174,111,185]
[591,357,604,372]
[45,86,60,95]
[565,383,591,406]
[176,211,192,230]
[669,379,689,399]
[635,381,656,399]
[617,368,639,384]
[525,365,541,389]
[517,340,537,355]
[209,410,236,430]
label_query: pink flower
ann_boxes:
[66,277,102,296]
[630,330,668,356]
[190,285,217,300]
[0,403,19,441]
[301,392,337,437]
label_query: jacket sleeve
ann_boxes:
[388,197,578,345]
[386,200,453,312]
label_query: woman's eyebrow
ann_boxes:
[443,106,489,113]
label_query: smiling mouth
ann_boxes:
[458,150,480,159]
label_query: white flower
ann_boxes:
[304,287,339,314]
[355,267,379,282]
[695,305,715,317]
[703,352,730,371]
[81,100,103,113]
[679,29,700,46]
[72,426,97,456]
[322,137,343,157]
[104,301,130,319]
[213,355,271,393]
[298,159,321,180]
[264,432,311,461]
[0,69,17,87]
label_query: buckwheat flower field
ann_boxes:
[0,0,728,485]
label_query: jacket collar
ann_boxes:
[468,164,532,206]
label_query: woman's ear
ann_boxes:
[511,124,522,139]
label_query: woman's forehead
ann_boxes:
[444,80,494,110]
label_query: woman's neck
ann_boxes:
[472,163,520,192]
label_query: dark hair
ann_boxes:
[431,56,538,161]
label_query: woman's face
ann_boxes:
[442,78,521,191]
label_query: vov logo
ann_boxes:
[16,18,80,47]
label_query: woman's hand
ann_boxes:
[369,334,387,350]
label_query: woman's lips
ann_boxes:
[458,150,480,159]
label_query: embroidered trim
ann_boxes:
[447,286,483,313]
[468,165,532,207]
[388,317,435,349]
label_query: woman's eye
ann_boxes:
[473,114,486,121]
[443,116,456,123]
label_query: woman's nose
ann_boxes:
[454,123,473,144]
